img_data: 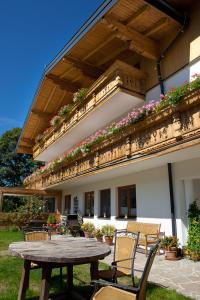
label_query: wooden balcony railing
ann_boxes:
[26,89,200,190]
[33,60,146,159]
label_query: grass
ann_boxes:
[0,230,195,300]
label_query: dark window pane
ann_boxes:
[118,185,136,218]
[65,195,71,214]
[45,197,55,213]
[100,189,111,218]
[85,192,94,217]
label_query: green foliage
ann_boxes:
[187,201,200,257]
[161,236,179,250]
[94,229,103,238]
[73,88,88,103]
[47,214,56,224]
[14,196,46,227]
[81,221,95,233]
[101,224,116,237]
[0,128,42,211]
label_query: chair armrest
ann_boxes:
[112,257,135,265]
[91,279,139,293]
[144,233,159,239]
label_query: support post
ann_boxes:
[167,163,177,236]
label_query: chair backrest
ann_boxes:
[114,231,139,275]
[25,231,49,241]
[127,222,160,236]
[137,241,160,300]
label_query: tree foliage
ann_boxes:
[0,128,41,187]
[0,128,43,211]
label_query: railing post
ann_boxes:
[126,136,132,158]
[94,151,99,168]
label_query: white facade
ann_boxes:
[59,156,200,245]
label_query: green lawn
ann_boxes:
[0,230,194,300]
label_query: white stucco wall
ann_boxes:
[62,165,173,236]
[61,157,200,245]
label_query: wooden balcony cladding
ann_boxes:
[26,89,200,190]
[33,60,146,160]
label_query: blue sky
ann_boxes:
[0,0,104,135]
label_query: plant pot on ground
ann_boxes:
[94,229,103,242]
[101,224,116,246]
[161,236,179,260]
[81,222,95,238]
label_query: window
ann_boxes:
[118,185,136,218]
[85,191,94,217]
[99,189,111,218]
[45,197,55,213]
[64,195,71,214]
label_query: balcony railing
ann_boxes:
[26,88,200,190]
[33,60,146,161]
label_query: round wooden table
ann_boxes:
[9,237,111,300]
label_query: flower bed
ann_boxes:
[24,74,200,185]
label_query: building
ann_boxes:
[17,0,200,245]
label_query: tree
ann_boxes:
[0,128,42,211]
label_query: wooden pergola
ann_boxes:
[0,187,62,212]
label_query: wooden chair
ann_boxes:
[98,231,139,284]
[92,240,160,300]
[126,222,161,256]
[24,230,63,283]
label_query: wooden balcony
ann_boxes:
[33,60,146,161]
[26,89,200,190]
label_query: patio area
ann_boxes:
[103,247,200,300]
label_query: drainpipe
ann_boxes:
[167,163,177,236]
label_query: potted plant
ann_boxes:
[94,229,103,242]
[81,222,95,238]
[161,236,179,260]
[102,224,116,246]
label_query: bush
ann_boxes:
[81,222,95,233]
[187,201,200,260]
[101,224,116,237]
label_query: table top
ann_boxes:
[9,237,111,264]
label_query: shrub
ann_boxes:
[47,214,56,224]
[187,201,200,259]
[101,224,116,237]
[161,236,179,250]
[50,115,62,127]
[73,88,88,103]
[81,222,95,233]
[58,104,71,117]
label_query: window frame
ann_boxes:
[84,191,94,217]
[118,185,136,219]
[99,188,111,218]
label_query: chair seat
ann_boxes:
[139,238,157,245]
[93,286,136,300]
[98,269,131,280]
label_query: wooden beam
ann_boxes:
[46,74,81,92]
[31,109,53,119]
[144,17,169,36]
[17,145,33,154]
[96,42,130,66]
[102,15,159,60]
[83,33,116,60]
[125,5,150,25]
[21,137,34,147]
[62,55,103,79]
[0,187,62,197]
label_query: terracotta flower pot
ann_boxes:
[165,249,178,260]
[104,236,113,246]
[84,231,92,238]
[96,237,103,243]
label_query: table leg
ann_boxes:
[39,264,52,300]
[90,261,99,280]
[18,260,31,300]
[67,264,73,290]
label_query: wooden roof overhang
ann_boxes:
[17,0,187,156]
[0,187,61,197]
